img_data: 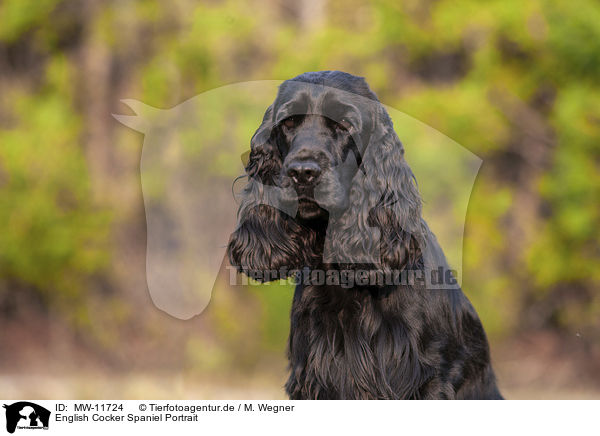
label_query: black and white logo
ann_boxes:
[3,402,50,434]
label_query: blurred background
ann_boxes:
[0,0,599,399]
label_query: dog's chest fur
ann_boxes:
[285,283,444,399]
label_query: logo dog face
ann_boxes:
[3,402,50,434]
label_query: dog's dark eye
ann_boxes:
[336,118,352,132]
[283,116,298,129]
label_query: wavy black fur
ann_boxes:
[228,71,502,399]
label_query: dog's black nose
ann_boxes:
[286,161,322,185]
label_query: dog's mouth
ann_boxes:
[297,196,327,220]
[277,175,341,219]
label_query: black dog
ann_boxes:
[228,71,502,399]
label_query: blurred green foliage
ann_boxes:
[1,0,599,370]
[0,6,111,323]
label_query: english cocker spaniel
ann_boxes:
[228,71,503,399]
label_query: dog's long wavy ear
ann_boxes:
[325,102,426,273]
[227,105,320,280]
[244,105,280,185]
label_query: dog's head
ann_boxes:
[228,71,426,279]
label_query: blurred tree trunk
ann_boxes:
[489,88,554,262]
[80,0,114,202]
